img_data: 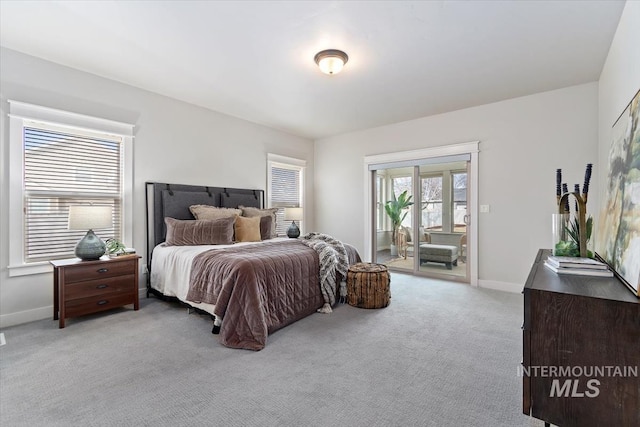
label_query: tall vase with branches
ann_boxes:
[554,164,594,258]
[385,190,414,254]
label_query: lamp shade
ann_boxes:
[68,205,112,260]
[284,207,303,221]
[68,205,112,231]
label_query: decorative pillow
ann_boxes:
[189,205,242,220]
[259,215,273,240]
[234,216,261,242]
[239,206,278,238]
[164,217,234,246]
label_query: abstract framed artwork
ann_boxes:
[596,89,640,296]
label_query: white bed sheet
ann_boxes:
[149,238,289,315]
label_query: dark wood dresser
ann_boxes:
[522,249,639,427]
[51,255,140,328]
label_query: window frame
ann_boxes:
[376,173,385,231]
[451,170,468,232]
[8,101,134,277]
[421,173,444,231]
[390,174,413,228]
[266,153,305,237]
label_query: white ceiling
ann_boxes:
[0,1,626,140]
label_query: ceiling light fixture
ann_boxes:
[314,49,349,75]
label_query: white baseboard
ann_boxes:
[0,288,149,328]
[478,279,522,294]
[0,306,51,329]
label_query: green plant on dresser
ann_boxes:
[105,238,126,256]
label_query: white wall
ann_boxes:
[597,1,640,211]
[314,83,599,292]
[0,47,314,327]
[1,2,636,326]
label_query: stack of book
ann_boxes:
[544,255,613,277]
[112,248,136,257]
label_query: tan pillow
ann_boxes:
[234,216,261,242]
[164,217,234,246]
[189,205,242,220]
[239,206,278,238]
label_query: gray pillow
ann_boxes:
[164,217,234,246]
[259,215,273,240]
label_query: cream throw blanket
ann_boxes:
[299,232,349,313]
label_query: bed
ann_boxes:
[145,182,361,350]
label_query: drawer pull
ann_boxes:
[97,300,109,305]
[97,268,109,273]
[96,284,108,289]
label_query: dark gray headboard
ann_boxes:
[145,182,264,271]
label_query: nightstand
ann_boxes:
[51,255,141,328]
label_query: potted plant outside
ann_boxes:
[385,190,414,256]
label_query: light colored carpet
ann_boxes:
[0,273,543,427]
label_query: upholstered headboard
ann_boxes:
[145,182,264,271]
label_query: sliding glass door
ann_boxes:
[372,159,471,283]
[374,167,413,272]
[417,164,468,279]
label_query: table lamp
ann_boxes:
[68,205,113,260]
[284,207,303,238]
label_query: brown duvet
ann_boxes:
[186,239,360,350]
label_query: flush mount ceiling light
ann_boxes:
[314,49,349,75]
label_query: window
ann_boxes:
[452,171,467,232]
[8,101,134,276]
[376,173,385,230]
[391,175,413,228]
[421,175,443,231]
[267,154,305,236]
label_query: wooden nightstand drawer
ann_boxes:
[65,274,136,300]
[65,292,136,318]
[63,259,136,283]
[51,255,140,328]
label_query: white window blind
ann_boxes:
[267,155,305,236]
[23,125,122,263]
[8,100,134,276]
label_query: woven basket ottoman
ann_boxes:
[346,262,391,309]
